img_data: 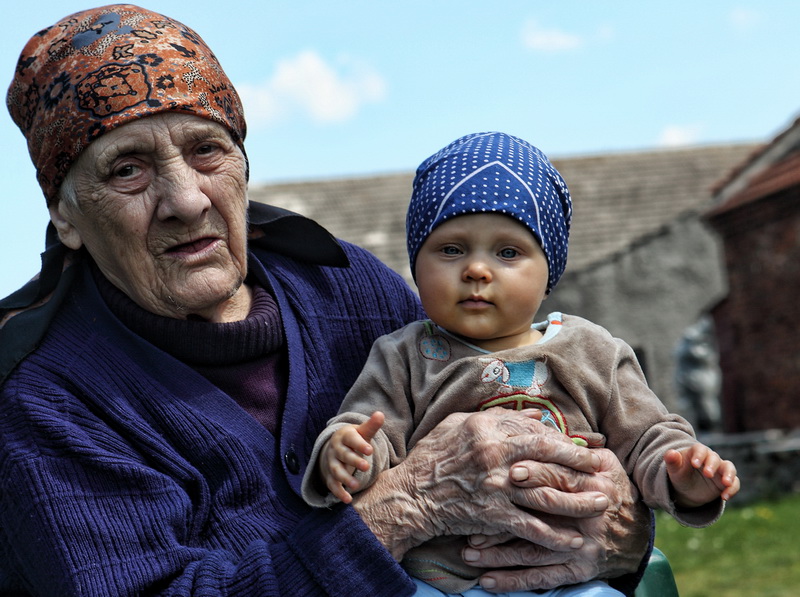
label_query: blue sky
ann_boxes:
[2,1,799,297]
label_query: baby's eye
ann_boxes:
[499,248,519,259]
[441,245,461,255]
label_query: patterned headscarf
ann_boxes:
[6,4,247,204]
[406,132,572,294]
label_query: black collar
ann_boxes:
[247,201,348,267]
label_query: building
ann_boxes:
[705,118,800,433]
[250,142,758,415]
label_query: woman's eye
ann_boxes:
[114,164,138,178]
[193,142,225,170]
[499,248,518,259]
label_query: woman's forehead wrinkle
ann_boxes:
[83,116,228,172]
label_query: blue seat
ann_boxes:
[634,547,679,597]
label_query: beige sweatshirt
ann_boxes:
[303,313,723,592]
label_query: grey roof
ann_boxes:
[250,172,415,280]
[249,142,760,285]
[556,143,760,270]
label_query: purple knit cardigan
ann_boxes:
[0,218,424,595]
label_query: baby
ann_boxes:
[302,132,739,596]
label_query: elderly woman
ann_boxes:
[0,5,651,596]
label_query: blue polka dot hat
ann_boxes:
[406,132,572,293]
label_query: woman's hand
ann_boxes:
[352,408,614,561]
[463,446,650,592]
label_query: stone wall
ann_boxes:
[541,213,727,416]
[702,429,800,504]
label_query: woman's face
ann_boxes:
[50,113,251,322]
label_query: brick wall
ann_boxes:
[708,187,800,432]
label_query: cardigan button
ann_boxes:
[284,450,300,474]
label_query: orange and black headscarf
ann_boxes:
[6,4,247,204]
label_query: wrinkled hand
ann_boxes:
[464,444,651,592]
[352,408,612,562]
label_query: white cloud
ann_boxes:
[521,19,584,52]
[236,50,386,128]
[235,81,284,126]
[729,7,762,31]
[594,24,615,43]
[657,124,704,147]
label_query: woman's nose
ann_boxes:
[155,162,211,222]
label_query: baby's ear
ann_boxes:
[48,202,84,250]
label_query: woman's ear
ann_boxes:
[48,202,84,250]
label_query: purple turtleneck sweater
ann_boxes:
[94,267,287,435]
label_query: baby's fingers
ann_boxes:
[684,444,722,478]
[721,473,741,501]
[356,411,385,445]
[717,459,737,484]
[326,477,354,504]
[335,447,371,472]
[341,430,375,459]
[326,459,360,493]
[664,448,684,469]
[718,459,740,499]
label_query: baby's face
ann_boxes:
[415,213,549,352]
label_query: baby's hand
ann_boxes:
[318,411,385,504]
[664,443,740,508]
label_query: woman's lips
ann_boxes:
[166,237,218,255]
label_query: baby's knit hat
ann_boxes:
[406,131,572,293]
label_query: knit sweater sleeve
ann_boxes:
[0,348,415,597]
[0,252,420,597]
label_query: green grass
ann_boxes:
[654,493,800,597]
